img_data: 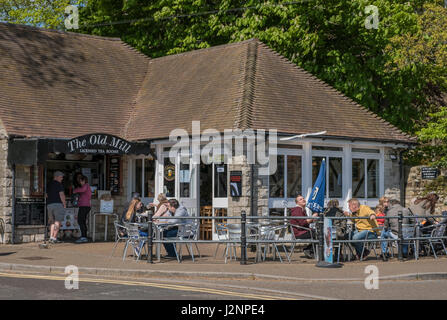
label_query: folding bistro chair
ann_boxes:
[214,223,228,258]
[427,224,447,259]
[109,221,128,258]
[122,223,148,261]
[224,223,241,263]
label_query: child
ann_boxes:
[375,204,386,228]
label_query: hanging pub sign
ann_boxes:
[421,167,439,180]
[230,171,242,197]
[65,133,148,155]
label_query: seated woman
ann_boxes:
[119,198,146,237]
[149,193,171,224]
[324,199,347,240]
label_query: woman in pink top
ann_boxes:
[73,175,91,243]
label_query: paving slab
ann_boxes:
[0,242,446,281]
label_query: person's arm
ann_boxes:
[153,204,168,218]
[306,212,318,224]
[60,192,66,208]
[73,184,88,194]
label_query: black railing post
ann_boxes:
[241,210,247,265]
[397,210,403,261]
[317,213,324,263]
[147,212,153,264]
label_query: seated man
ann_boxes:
[162,199,191,258]
[380,198,411,261]
[290,195,318,259]
[344,198,380,260]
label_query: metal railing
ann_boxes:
[132,210,447,264]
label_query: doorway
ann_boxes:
[199,164,213,240]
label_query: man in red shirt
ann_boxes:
[290,195,318,259]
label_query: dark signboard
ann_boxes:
[107,155,122,195]
[421,167,439,180]
[66,133,146,155]
[15,198,45,226]
[230,171,242,197]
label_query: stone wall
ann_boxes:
[404,166,447,214]
[0,126,13,244]
[227,155,269,218]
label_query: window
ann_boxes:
[179,157,190,198]
[352,158,380,199]
[144,159,155,198]
[269,155,284,198]
[133,158,155,199]
[269,154,302,199]
[30,165,44,196]
[312,156,343,198]
[214,164,227,198]
[287,156,302,198]
[163,157,175,197]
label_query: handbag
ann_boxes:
[72,193,80,207]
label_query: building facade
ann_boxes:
[0,22,415,244]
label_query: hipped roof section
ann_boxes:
[0,23,415,144]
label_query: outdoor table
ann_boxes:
[92,212,119,242]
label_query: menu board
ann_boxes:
[15,198,45,225]
[421,167,439,180]
[230,171,242,197]
[107,155,121,195]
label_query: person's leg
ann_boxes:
[352,230,369,257]
[163,228,178,257]
[77,207,89,238]
[381,230,390,255]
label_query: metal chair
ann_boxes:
[288,223,318,261]
[109,221,128,258]
[224,223,241,263]
[359,229,380,261]
[402,223,419,260]
[214,223,228,258]
[259,224,290,263]
[427,224,447,259]
[176,223,198,262]
[122,223,148,262]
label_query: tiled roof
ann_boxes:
[126,39,414,143]
[0,22,149,139]
[0,23,414,144]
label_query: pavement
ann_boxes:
[1,241,447,282]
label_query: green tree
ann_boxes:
[386,3,447,168]
[0,0,83,29]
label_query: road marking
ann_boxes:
[0,272,295,300]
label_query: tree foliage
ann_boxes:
[2,0,447,167]
[0,0,83,29]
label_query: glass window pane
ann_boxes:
[312,146,342,151]
[352,148,380,153]
[287,155,302,198]
[179,157,190,198]
[367,159,379,198]
[352,159,365,198]
[214,164,227,198]
[329,158,342,198]
[269,155,284,198]
[144,159,155,198]
[312,157,324,186]
[163,157,176,197]
[134,159,142,197]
